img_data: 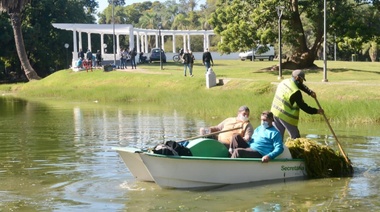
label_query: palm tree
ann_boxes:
[0,0,41,80]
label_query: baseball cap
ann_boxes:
[292,70,306,81]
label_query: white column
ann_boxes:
[73,29,78,66]
[116,34,120,54]
[172,34,176,53]
[183,35,186,50]
[144,33,148,53]
[161,34,165,50]
[187,34,191,50]
[136,32,141,52]
[155,33,159,48]
[101,33,105,56]
[140,34,144,52]
[206,34,210,49]
[78,31,82,51]
[203,34,207,50]
[129,27,135,50]
[87,33,91,51]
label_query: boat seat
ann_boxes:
[276,144,293,159]
[186,138,229,157]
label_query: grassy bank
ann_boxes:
[1,60,380,125]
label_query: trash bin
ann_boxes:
[103,64,113,72]
[206,68,216,88]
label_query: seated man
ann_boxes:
[200,105,254,150]
[76,57,83,69]
[231,111,284,162]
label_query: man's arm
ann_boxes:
[298,83,314,96]
[290,91,319,114]
[242,123,254,142]
[267,131,284,159]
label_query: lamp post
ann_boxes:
[158,22,163,70]
[276,6,284,80]
[112,0,116,67]
[322,0,328,82]
[64,43,69,69]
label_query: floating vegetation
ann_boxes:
[285,138,354,178]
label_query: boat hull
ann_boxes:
[139,153,306,189]
[113,147,154,182]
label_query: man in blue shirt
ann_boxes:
[231,111,284,162]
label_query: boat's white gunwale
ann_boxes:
[143,152,304,162]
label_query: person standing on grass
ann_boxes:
[129,48,137,69]
[96,50,102,67]
[182,49,193,77]
[202,48,214,73]
[271,70,324,139]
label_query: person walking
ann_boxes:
[182,49,193,77]
[129,48,137,69]
[202,48,214,73]
[120,49,128,69]
[271,70,324,139]
[96,50,102,67]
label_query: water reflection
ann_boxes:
[0,97,380,211]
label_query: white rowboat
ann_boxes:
[114,138,306,189]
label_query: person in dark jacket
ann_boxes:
[96,50,102,67]
[271,70,324,139]
[202,48,214,73]
[182,49,193,77]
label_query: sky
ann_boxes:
[98,0,206,13]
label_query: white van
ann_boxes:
[239,45,275,61]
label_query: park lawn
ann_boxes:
[1,60,379,124]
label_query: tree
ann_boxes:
[209,0,372,69]
[0,0,40,80]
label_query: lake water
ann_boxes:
[0,97,379,211]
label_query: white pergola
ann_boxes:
[52,23,215,66]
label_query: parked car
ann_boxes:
[149,48,167,63]
[239,45,275,61]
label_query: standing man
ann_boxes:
[271,70,324,139]
[202,48,214,73]
[182,49,193,77]
[96,50,102,67]
[129,48,137,69]
[78,49,84,60]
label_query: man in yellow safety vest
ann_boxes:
[271,70,324,139]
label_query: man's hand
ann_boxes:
[318,109,324,115]
[311,92,317,98]
[262,155,270,163]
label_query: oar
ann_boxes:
[315,98,351,165]
[177,127,243,143]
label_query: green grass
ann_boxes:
[1,60,380,125]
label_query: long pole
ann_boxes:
[315,98,351,165]
[158,23,163,70]
[177,127,242,143]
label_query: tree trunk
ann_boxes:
[281,0,324,70]
[9,12,41,81]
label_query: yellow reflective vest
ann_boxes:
[271,78,300,126]
[217,117,250,145]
